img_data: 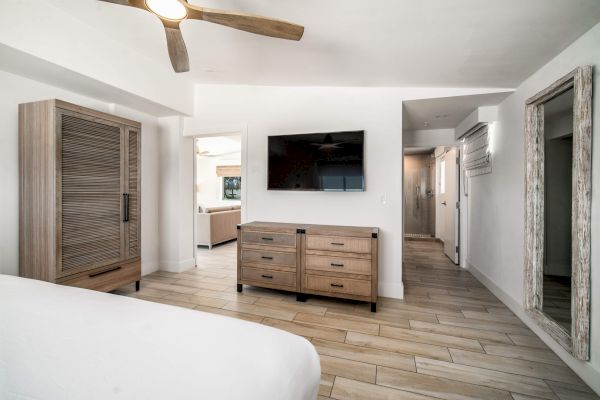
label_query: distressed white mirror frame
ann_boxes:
[524,66,593,360]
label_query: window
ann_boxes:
[462,124,492,177]
[223,176,241,200]
[440,159,446,194]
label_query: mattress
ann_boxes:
[0,275,320,400]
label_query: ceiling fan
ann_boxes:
[98,0,304,73]
[310,134,351,150]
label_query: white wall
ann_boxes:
[0,69,160,276]
[465,22,600,392]
[157,117,196,273]
[186,85,508,298]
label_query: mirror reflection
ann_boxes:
[542,88,574,332]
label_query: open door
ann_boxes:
[442,148,460,264]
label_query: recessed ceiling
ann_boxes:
[403,92,513,130]
[195,135,241,157]
[51,0,600,87]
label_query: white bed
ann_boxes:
[0,275,320,400]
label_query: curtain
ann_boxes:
[462,124,491,177]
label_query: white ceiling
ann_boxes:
[403,92,512,130]
[195,135,241,157]
[50,0,600,87]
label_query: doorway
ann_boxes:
[192,132,243,267]
[403,146,460,264]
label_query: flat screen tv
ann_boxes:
[268,131,365,191]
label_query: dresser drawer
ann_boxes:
[305,274,371,297]
[242,249,296,267]
[241,267,296,287]
[59,260,141,292]
[242,231,296,247]
[306,235,371,254]
[306,255,371,275]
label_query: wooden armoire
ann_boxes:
[19,100,142,292]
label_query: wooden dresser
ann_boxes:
[237,222,378,311]
[19,100,142,292]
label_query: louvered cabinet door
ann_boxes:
[57,110,125,278]
[125,126,141,260]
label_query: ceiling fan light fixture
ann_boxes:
[145,0,187,20]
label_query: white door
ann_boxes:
[442,148,459,264]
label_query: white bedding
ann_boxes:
[0,275,320,400]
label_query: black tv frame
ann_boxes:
[267,130,365,192]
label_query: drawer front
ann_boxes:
[242,231,296,247]
[60,260,141,292]
[305,274,371,297]
[241,267,296,287]
[306,235,371,254]
[306,255,371,275]
[242,249,296,267]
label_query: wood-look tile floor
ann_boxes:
[115,240,599,400]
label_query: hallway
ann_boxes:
[119,241,599,399]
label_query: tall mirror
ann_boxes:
[524,66,592,360]
[542,88,574,333]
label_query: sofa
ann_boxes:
[196,205,241,249]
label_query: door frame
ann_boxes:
[442,146,461,264]
[401,145,463,266]
[189,125,248,266]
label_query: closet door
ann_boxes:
[125,126,141,260]
[57,110,125,278]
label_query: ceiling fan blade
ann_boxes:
[164,25,190,73]
[186,6,304,41]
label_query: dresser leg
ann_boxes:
[296,293,306,302]
[136,280,140,292]
[371,302,377,313]
[237,284,243,293]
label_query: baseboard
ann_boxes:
[141,261,159,276]
[159,258,196,273]
[465,262,600,395]
[379,280,404,300]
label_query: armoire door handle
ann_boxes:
[90,266,121,278]
[123,193,129,222]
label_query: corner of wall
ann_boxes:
[159,258,196,274]
[379,280,404,299]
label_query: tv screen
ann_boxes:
[268,131,365,191]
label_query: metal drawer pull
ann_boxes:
[330,283,344,288]
[331,263,344,267]
[261,237,274,241]
[261,274,274,279]
[262,256,274,260]
[89,266,121,278]
[331,242,345,246]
